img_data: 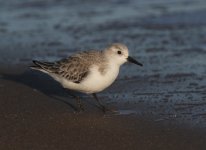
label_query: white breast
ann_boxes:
[80,64,119,93]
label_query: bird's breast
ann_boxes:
[81,64,119,93]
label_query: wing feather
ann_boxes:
[31,50,106,84]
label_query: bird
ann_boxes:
[30,43,143,112]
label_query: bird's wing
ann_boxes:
[32,56,90,84]
[54,57,90,83]
[31,50,105,83]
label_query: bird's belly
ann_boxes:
[80,65,119,93]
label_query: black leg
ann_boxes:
[92,93,107,112]
[75,96,84,112]
[68,93,84,112]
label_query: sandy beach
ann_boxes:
[1,71,206,150]
[1,65,206,150]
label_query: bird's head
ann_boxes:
[105,43,143,67]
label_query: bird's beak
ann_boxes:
[127,56,143,66]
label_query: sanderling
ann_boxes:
[30,43,143,112]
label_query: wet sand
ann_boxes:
[1,69,206,150]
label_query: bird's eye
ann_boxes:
[117,51,122,55]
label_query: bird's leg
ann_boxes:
[92,93,107,112]
[69,93,84,112]
[75,96,84,112]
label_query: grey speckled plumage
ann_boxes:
[31,50,108,83]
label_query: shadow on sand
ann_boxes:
[1,69,98,112]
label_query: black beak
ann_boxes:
[127,56,143,66]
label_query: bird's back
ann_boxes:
[31,50,108,84]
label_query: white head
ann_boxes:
[104,43,143,67]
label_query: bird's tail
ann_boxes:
[30,60,55,73]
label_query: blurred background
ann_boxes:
[0,0,206,128]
